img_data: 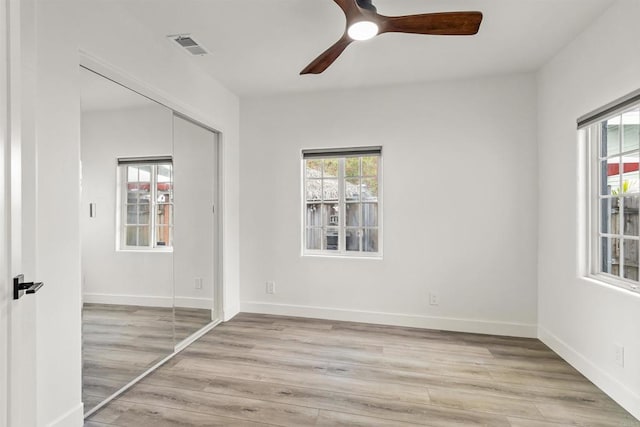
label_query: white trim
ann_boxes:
[174,297,213,310]
[83,293,172,308]
[175,319,219,352]
[538,326,640,421]
[47,402,84,427]
[83,293,212,310]
[240,301,537,338]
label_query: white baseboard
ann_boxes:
[174,296,212,310]
[240,301,537,338]
[47,402,84,427]
[83,293,173,308]
[84,293,212,310]
[539,326,640,421]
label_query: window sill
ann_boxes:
[302,252,383,260]
[584,274,640,296]
[117,248,174,254]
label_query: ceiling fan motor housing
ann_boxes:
[356,0,377,12]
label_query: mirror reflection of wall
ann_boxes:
[80,67,175,414]
[173,115,218,342]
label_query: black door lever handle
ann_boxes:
[13,274,45,300]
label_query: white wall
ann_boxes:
[240,73,539,337]
[35,0,241,425]
[81,105,174,307]
[537,0,640,419]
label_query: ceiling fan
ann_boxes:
[300,0,483,75]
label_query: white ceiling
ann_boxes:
[117,0,614,97]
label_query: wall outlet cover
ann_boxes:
[266,281,275,294]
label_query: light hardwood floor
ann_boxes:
[85,313,639,426]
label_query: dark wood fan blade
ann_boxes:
[332,0,360,18]
[379,11,483,35]
[300,35,353,75]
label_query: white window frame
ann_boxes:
[117,159,173,252]
[585,99,640,294]
[301,148,383,258]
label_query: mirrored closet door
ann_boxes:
[80,66,220,415]
[173,115,219,343]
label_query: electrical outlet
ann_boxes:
[194,277,203,290]
[429,292,439,306]
[614,344,624,367]
[266,281,275,294]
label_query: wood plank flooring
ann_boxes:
[86,313,639,426]
[83,304,211,414]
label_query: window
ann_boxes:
[303,147,382,257]
[584,94,640,293]
[118,157,173,250]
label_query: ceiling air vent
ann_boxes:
[169,34,208,56]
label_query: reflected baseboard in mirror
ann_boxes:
[82,303,174,412]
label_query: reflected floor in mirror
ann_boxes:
[82,304,175,413]
[85,313,639,427]
[174,307,212,343]
[82,304,211,413]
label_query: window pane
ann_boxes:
[139,203,150,225]
[601,236,619,276]
[126,205,137,225]
[157,204,172,226]
[306,203,321,226]
[346,157,360,177]
[346,229,360,251]
[156,226,171,247]
[138,226,150,246]
[623,197,639,236]
[306,179,322,201]
[306,228,321,250]
[362,156,378,176]
[363,229,378,253]
[601,158,621,195]
[622,109,639,153]
[306,159,322,178]
[323,203,339,226]
[126,226,137,246]
[345,178,360,202]
[363,203,378,227]
[323,159,338,177]
[620,151,639,193]
[623,239,638,280]
[346,203,360,226]
[127,192,137,204]
[324,228,339,251]
[157,164,172,183]
[323,179,339,201]
[603,117,620,157]
[362,178,378,202]
[127,166,139,182]
[138,165,152,182]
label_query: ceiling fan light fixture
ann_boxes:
[348,21,379,41]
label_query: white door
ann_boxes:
[1,0,36,425]
[0,0,10,424]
